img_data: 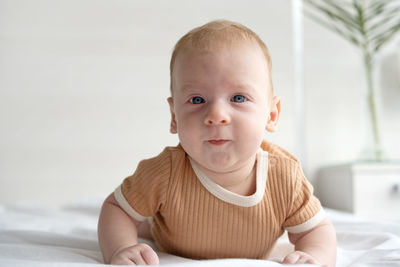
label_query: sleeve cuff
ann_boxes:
[114,185,148,222]
[285,209,326,234]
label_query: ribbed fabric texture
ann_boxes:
[118,141,322,260]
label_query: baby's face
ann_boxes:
[168,42,274,174]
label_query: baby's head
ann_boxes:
[169,19,274,97]
[167,19,280,173]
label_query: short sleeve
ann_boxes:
[283,163,325,234]
[114,148,171,222]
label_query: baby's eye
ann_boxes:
[190,96,205,104]
[231,95,247,103]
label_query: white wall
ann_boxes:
[1,0,399,206]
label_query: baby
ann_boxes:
[98,19,336,266]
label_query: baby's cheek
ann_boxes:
[243,117,265,136]
[245,123,266,148]
[177,122,200,148]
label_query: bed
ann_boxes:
[0,198,399,267]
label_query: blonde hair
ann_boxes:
[169,19,273,94]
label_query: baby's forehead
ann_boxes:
[175,40,267,68]
[172,44,272,95]
[172,34,272,74]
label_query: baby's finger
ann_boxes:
[140,246,160,265]
[283,252,300,264]
[297,255,318,264]
[131,258,146,266]
[129,251,147,266]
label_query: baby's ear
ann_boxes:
[167,97,178,134]
[265,96,281,132]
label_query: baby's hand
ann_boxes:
[283,251,323,266]
[110,243,159,265]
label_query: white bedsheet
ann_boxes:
[0,199,399,267]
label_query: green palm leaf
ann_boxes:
[305,0,400,53]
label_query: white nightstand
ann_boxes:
[315,163,400,221]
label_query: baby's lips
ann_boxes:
[208,139,229,145]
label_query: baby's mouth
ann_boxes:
[207,139,230,146]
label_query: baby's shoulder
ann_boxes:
[133,144,186,174]
[162,144,187,162]
[261,140,300,165]
[142,144,185,161]
[261,140,304,189]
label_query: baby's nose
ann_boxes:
[204,103,231,126]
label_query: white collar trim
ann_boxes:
[189,150,268,207]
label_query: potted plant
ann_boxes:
[304,0,400,161]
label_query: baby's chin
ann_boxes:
[192,153,253,174]
[201,156,236,173]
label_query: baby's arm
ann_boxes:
[98,194,159,265]
[284,218,336,266]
